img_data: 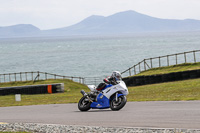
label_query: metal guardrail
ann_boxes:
[0,71,84,84]
[83,77,103,86]
[121,50,200,77]
[0,71,103,86]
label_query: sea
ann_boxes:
[0,31,200,80]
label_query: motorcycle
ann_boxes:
[78,80,129,111]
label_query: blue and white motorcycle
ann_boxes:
[78,80,129,111]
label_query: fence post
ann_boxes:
[0,75,1,83]
[20,72,22,81]
[37,71,40,81]
[32,72,33,81]
[159,57,161,67]
[45,72,47,80]
[150,58,153,68]
[175,54,178,65]
[184,52,187,63]
[25,72,27,81]
[167,55,169,66]
[3,74,5,82]
[193,51,196,63]
[15,73,16,82]
[134,66,136,75]
[139,62,141,72]
[9,73,11,82]
[129,68,131,76]
[54,74,56,79]
[82,78,85,84]
[144,59,146,70]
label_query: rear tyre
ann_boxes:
[78,96,91,111]
[110,95,127,111]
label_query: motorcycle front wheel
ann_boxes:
[78,96,91,111]
[110,95,127,111]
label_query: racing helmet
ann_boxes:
[111,71,122,81]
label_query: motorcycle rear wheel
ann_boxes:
[78,96,91,111]
[110,95,127,111]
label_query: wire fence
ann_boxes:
[0,71,84,84]
[121,50,200,77]
[83,77,103,86]
[1,50,200,85]
[0,71,104,86]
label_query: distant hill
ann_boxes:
[0,24,41,38]
[1,10,200,38]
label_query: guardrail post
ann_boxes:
[25,72,27,81]
[45,72,47,80]
[3,74,6,82]
[32,72,33,81]
[144,60,146,70]
[139,62,141,72]
[9,73,11,82]
[175,54,178,65]
[15,73,16,82]
[184,52,187,63]
[129,68,131,76]
[37,71,40,81]
[134,66,136,75]
[82,78,85,84]
[193,51,196,63]
[159,57,161,67]
[20,72,22,81]
[167,55,169,66]
[79,77,81,83]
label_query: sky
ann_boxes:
[0,0,200,30]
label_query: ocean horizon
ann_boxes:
[1,31,200,80]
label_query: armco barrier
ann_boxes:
[123,69,200,86]
[0,83,64,95]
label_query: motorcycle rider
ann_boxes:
[96,71,122,91]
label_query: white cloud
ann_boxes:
[0,0,200,30]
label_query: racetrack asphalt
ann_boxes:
[0,101,200,129]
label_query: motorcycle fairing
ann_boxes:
[103,81,128,99]
[90,93,110,109]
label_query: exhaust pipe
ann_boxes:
[80,90,87,96]
[80,90,93,102]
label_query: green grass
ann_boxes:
[127,78,200,101]
[0,77,200,107]
[0,79,89,107]
[135,63,200,76]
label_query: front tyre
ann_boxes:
[78,96,91,111]
[110,95,127,111]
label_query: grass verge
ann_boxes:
[135,63,200,76]
[0,79,88,107]
[127,78,200,101]
[0,78,200,107]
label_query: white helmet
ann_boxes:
[111,71,122,81]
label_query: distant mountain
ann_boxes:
[1,10,200,38]
[48,10,200,35]
[0,24,40,38]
